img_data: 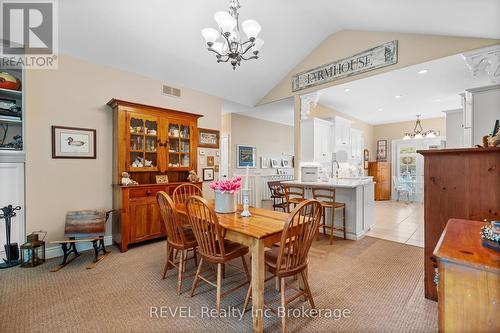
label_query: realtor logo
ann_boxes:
[1,0,58,69]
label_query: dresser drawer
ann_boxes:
[129,186,168,199]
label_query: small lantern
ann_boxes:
[20,232,46,268]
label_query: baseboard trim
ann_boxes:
[45,236,113,259]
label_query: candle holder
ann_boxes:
[240,188,251,217]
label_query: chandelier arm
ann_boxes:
[208,47,224,57]
[241,55,258,61]
[217,56,230,63]
[240,42,255,56]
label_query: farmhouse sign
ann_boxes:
[292,40,398,92]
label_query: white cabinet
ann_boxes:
[350,128,364,162]
[463,85,500,147]
[334,116,351,148]
[443,109,464,148]
[301,117,333,163]
[0,163,25,255]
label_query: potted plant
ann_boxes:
[209,176,242,213]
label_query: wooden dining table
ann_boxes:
[175,201,289,333]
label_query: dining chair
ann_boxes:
[185,195,251,314]
[312,188,346,244]
[393,178,412,202]
[156,191,198,295]
[268,181,287,212]
[243,199,322,333]
[172,183,202,204]
[282,184,306,213]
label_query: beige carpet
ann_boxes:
[0,236,437,333]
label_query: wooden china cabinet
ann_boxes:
[107,99,202,252]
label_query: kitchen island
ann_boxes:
[283,178,375,240]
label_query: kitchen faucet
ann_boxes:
[332,154,340,179]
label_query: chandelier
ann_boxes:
[403,115,439,140]
[201,0,263,70]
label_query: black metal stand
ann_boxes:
[0,205,21,269]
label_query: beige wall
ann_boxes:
[260,31,499,104]
[310,103,376,159]
[24,54,222,246]
[373,117,446,162]
[229,113,294,175]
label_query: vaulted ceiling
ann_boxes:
[59,0,500,106]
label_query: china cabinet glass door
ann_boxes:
[167,122,191,169]
[128,114,159,171]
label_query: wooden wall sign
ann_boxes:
[292,40,398,92]
[198,128,220,148]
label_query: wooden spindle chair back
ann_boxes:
[283,184,305,201]
[276,199,322,277]
[156,191,186,248]
[268,181,285,197]
[185,196,226,260]
[173,183,202,204]
[312,188,336,203]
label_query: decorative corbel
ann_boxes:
[462,45,500,84]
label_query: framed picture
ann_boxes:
[155,175,169,184]
[270,158,280,168]
[236,145,256,168]
[52,126,96,159]
[282,158,290,168]
[363,149,370,170]
[376,140,387,162]
[260,157,269,169]
[203,168,215,181]
[207,156,215,167]
[198,128,220,148]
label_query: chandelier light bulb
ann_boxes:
[414,133,423,139]
[211,42,224,54]
[242,19,261,40]
[201,28,220,45]
[214,11,231,26]
[214,11,236,34]
[403,134,412,140]
[252,38,264,54]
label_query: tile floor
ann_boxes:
[366,200,424,247]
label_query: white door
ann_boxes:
[220,134,230,178]
[0,163,25,256]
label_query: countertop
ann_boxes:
[283,178,374,189]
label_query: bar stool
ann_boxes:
[312,188,346,244]
[267,181,287,212]
[283,184,306,213]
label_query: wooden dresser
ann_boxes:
[108,99,202,252]
[418,147,500,301]
[434,219,499,333]
[368,162,391,200]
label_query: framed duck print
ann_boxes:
[52,126,96,159]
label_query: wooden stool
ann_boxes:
[283,184,306,213]
[267,181,287,212]
[312,188,346,244]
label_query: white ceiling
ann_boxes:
[59,0,500,106]
[317,53,492,124]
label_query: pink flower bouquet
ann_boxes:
[209,176,242,194]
